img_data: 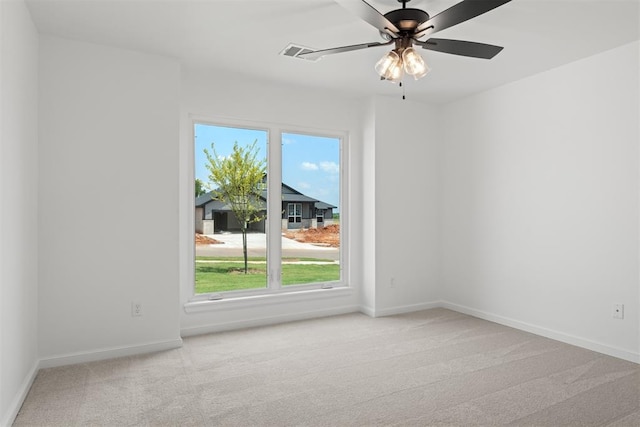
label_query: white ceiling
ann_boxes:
[25,0,640,104]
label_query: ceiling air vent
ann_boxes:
[280,43,319,61]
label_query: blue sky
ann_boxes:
[195,124,340,209]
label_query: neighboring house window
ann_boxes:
[288,203,302,223]
[192,122,346,299]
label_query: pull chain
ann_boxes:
[400,81,406,100]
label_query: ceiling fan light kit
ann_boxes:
[295,0,512,84]
[375,43,429,82]
[375,50,403,81]
[401,46,429,79]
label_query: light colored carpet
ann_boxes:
[13,308,640,426]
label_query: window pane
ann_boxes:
[194,123,267,294]
[281,133,340,286]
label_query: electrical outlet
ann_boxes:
[613,304,624,320]
[132,301,142,317]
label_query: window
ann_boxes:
[192,121,345,299]
[288,203,301,223]
[281,132,341,287]
[194,124,268,294]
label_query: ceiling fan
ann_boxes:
[297,0,512,82]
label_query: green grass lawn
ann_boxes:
[195,257,340,293]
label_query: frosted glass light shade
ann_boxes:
[402,47,429,80]
[375,50,403,81]
[386,59,404,82]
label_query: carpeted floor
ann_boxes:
[13,308,640,426]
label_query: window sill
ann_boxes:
[183,286,353,314]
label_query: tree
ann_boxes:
[194,178,206,197]
[204,140,266,274]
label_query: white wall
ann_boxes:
[440,41,640,361]
[38,36,182,363]
[370,96,441,315]
[0,0,39,425]
[179,69,365,334]
[360,98,377,313]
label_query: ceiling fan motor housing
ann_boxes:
[384,8,430,33]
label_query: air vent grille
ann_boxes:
[280,44,318,61]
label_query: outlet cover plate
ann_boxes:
[132,302,142,317]
[613,304,624,319]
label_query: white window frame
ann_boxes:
[184,116,349,307]
[288,203,302,223]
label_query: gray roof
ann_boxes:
[195,192,215,207]
[315,201,337,210]
[282,193,318,203]
[196,192,266,211]
[197,184,334,210]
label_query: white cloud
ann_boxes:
[282,137,295,145]
[301,162,318,171]
[298,182,311,189]
[319,161,339,174]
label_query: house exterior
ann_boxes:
[195,183,336,234]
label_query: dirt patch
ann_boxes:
[195,233,223,245]
[284,224,340,248]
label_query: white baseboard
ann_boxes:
[181,304,360,337]
[440,301,640,364]
[1,360,39,427]
[359,305,375,317]
[360,301,441,318]
[39,338,184,369]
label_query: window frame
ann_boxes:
[288,203,302,223]
[186,116,348,304]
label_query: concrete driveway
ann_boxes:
[195,232,339,261]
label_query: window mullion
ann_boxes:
[267,128,282,290]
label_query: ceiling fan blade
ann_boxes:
[416,0,512,38]
[414,38,503,59]
[335,0,400,37]
[297,40,393,60]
